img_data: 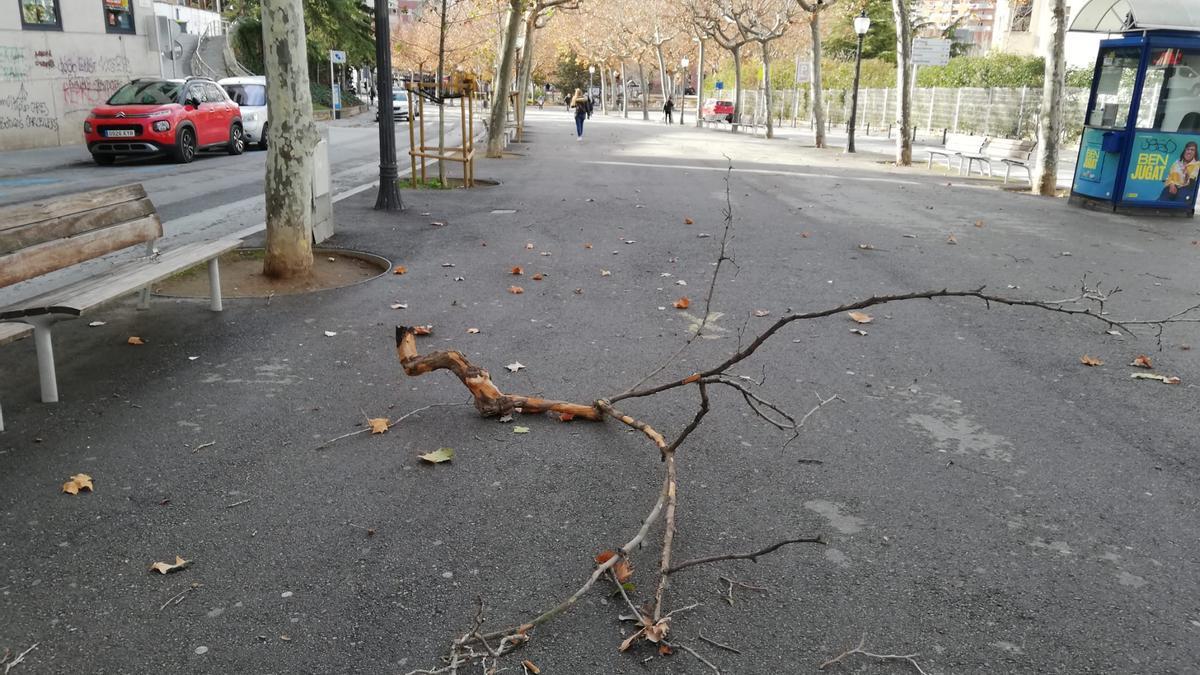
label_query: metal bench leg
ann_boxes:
[28,317,58,403]
[208,258,223,312]
[1004,164,1012,184]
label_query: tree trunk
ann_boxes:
[808,12,825,148]
[436,0,448,183]
[892,0,913,165]
[261,0,317,278]
[600,66,607,114]
[762,40,773,139]
[515,10,536,139]
[731,46,742,133]
[621,62,628,118]
[487,0,524,158]
[655,42,669,101]
[639,62,649,120]
[1033,0,1066,195]
[694,40,704,129]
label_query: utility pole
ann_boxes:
[374,0,402,210]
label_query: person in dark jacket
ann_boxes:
[664,97,674,124]
[570,88,588,140]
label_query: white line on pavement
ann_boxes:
[585,160,922,185]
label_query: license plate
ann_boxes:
[105,129,136,137]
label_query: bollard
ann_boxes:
[942,127,948,144]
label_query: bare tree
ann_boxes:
[487,0,525,158]
[891,0,912,165]
[727,0,797,139]
[515,0,582,140]
[690,0,753,132]
[796,0,837,148]
[261,0,319,278]
[1033,0,1066,195]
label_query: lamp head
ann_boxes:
[853,11,871,36]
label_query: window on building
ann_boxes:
[1087,47,1142,129]
[1136,48,1200,132]
[1010,0,1032,32]
[19,0,62,30]
[103,0,136,34]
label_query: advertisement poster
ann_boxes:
[1072,127,1119,200]
[1123,131,1200,207]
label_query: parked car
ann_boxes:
[84,77,245,165]
[376,90,415,122]
[700,98,735,123]
[219,76,268,150]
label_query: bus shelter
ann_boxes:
[1069,0,1200,216]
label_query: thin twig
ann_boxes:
[158,586,194,611]
[698,633,742,654]
[312,402,465,451]
[191,441,215,453]
[717,576,769,605]
[2,643,37,674]
[225,498,253,508]
[820,634,929,675]
[666,537,825,575]
[666,642,720,674]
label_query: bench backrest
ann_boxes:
[945,134,986,154]
[0,184,161,289]
[985,138,1036,160]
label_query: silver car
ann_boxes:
[219,76,269,149]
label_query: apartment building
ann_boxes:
[914,0,997,52]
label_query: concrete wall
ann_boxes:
[0,0,161,150]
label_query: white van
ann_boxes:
[219,76,269,150]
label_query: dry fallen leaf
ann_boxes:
[62,472,94,495]
[974,219,985,228]
[558,412,575,422]
[850,329,868,336]
[594,550,617,564]
[508,286,525,294]
[149,556,189,575]
[466,328,480,334]
[524,243,535,250]
[506,362,525,372]
[393,266,407,275]
[613,559,634,584]
[511,266,524,275]
[1131,355,1153,369]
[390,303,408,310]
[800,231,811,238]
[127,336,145,345]
[532,273,544,281]
[512,426,530,434]
[619,628,645,652]
[847,311,873,324]
[684,217,694,224]
[946,234,958,245]
[1080,354,1104,367]
[857,243,875,250]
[600,270,611,277]
[1131,373,1181,384]
[323,331,337,337]
[659,643,673,656]
[574,288,583,294]
[643,618,669,643]
[368,418,389,434]
[418,448,455,463]
[522,660,541,674]
[413,325,433,335]
[754,309,771,317]
[584,243,593,249]
[673,297,690,309]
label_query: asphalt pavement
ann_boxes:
[1,107,1199,674]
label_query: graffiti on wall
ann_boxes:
[62,77,128,107]
[0,84,60,131]
[0,46,30,81]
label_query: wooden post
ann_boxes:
[407,85,418,188]
[419,93,427,183]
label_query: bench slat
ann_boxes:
[0,239,242,319]
[0,184,146,232]
[0,198,157,255]
[0,322,31,346]
[0,214,163,289]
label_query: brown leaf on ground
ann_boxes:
[619,628,646,652]
[508,285,524,294]
[574,288,584,294]
[613,559,634,584]
[62,473,94,495]
[466,328,480,334]
[558,412,576,422]
[522,660,541,674]
[594,550,617,564]
[800,231,811,238]
[673,297,690,309]
[643,618,669,643]
[684,217,694,224]
[1131,373,1181,384]
[600,270,611,277]
[149,556,189,575]
[946,234,958,244]
[584,243,593,249]
[659,643,673,656]
[532,273,544,281]
[847,311,873,324]
[754,309,771,317]
[412,325,433,335]
[511,266,524,275]
[975,219,985,228]
[393,266,407,275]
[127,336,145,345]
[368,418,389,434]
[1080,354,1104,366]
[1131,355,1153,369]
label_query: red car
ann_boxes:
[701,98,735,123]
[85,77,245,165]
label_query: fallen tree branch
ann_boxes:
[820,634,929,674]
[666,537,826,575]
[2,644,37,674]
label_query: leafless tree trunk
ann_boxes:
[655,42,670,101]
[622,62,629,118]
[487,0,524,158]
[639,62,649,120]
[731,45,742,132]
[1034,0,1066,195]
[761,40,774,139]
[515,9,537,139]
[436,0,448,183]
[261,0,317,278]
[798,0,835,148]
[892,0,912,165]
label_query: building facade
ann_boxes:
[992,0,1105,65]
[914,0,998,53]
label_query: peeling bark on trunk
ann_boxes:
[487,0,524,159]
[655,43,669,101]
[621,62,628,119]
[762,40,773,139]
[396,326,601,420]
[1034,0,1066,196]
[515,10,537,140]
[892,0,913,166]
[261,0,317,278]
[808,13,825,148]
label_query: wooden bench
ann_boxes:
[926,134,988,176]
[0,184,241,420]
[983,138,1037,183]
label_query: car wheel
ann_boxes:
[172,127,197,164]
[228,124,245,155]
[92,153,115,166]
[258,123,269,150]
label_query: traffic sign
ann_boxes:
[795,62,812,84]
[330,50,347,64]
[911,38,951,66]
[715,80,724,90]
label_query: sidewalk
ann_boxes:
[2,112,1199,673]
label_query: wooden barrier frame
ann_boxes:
[406,83,476,188]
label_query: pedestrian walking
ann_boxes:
[369,86,376,109]
[570,88,588,141]
[663,97,674,124]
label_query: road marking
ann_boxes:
[586,159,921,185]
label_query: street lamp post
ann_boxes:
[680,57,689,125]
[847,10,871,154]
[373,0,402,210]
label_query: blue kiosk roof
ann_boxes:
[1070,0,1200,33]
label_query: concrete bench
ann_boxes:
[0,184,241,425]
[984,138,1037,183]
[926,134,988,176]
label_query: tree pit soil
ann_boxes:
[154,248,391,298]
[402,177,500,189]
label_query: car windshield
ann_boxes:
[222,83,267,107]
[107,81,182,105]
[394,92,408,101]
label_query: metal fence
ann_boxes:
[732,86,1091,143]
